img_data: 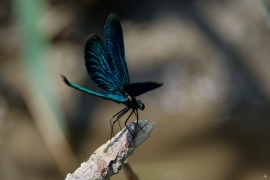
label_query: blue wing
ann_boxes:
[84,34,124,96]
[105,13,130,87]
[84,14,130,97]
[124,82,163,97]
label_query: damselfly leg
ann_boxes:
[124,110,135,138]
[134,109,144,132]
[110,107,130,139]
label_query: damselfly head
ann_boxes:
[137,100,145,110]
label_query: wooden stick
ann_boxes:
[123,163,141,180]
[65,120,155,180]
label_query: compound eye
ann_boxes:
[139,103,145,110]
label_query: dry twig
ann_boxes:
[65,120,155,180]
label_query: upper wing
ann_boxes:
[124,82,163,97]
[105,13,130,87]
[84,34,124,96]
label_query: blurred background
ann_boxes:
[1,0,270,179]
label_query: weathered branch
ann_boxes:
[65,120,155,180]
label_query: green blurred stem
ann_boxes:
[12,0,78,174]
[260,0,270,27]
